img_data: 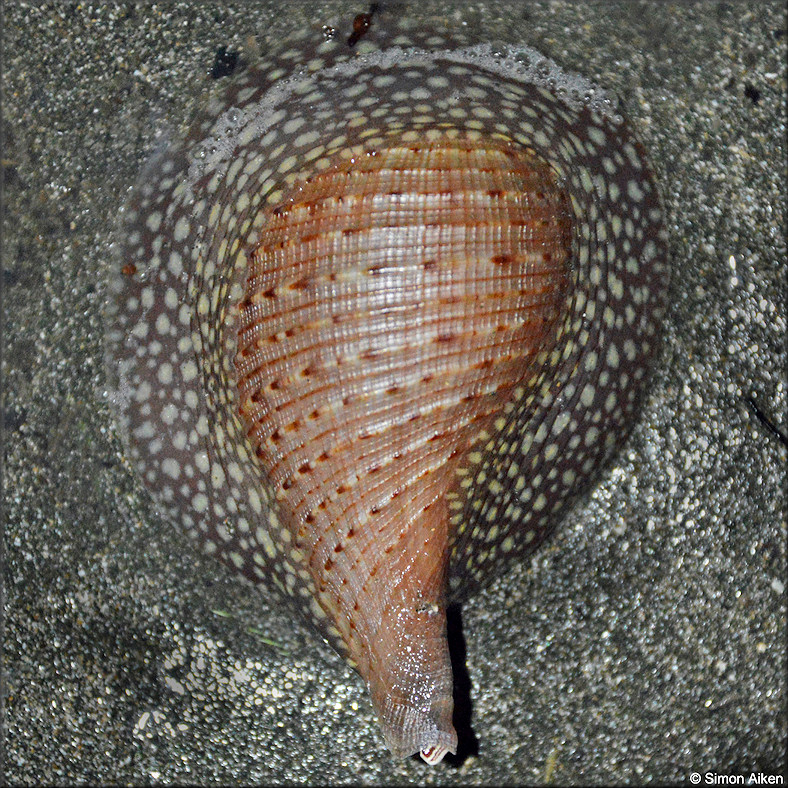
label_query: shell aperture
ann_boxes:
[106,17,668,762]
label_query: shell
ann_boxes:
[106,15,669,763]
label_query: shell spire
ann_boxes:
[106,11,668,762]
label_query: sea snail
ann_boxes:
[105,14,669,764]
